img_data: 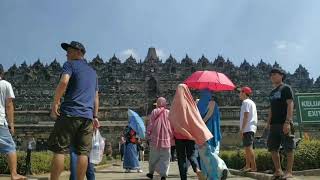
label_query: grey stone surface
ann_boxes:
[230,168,320,180]
[0,161,253,180]
[1,161,320,179]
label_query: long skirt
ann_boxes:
[198,142,228,180]
[123,143,140,170]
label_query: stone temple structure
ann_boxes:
[2,47,319,151]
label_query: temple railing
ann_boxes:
[14,106,271,124]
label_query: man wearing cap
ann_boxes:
[267,68,294,179]
[239,86,257,172]
[48,41,100,180]
[0,65,26,180]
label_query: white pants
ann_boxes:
[148,146,171,177]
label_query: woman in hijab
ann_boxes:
[197,89,228,179]
[123,125,143,173]
[169,84,228,180]
[198,90,221,152]
[168,84,209,180]
[146,97,174,180]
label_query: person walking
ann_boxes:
[169,84,228,180]
[48,41,100,180]
[123,125,143,173]
[69,120,100,180]
[69,146,95,180]
[197,89,228,179]
[146,97,174,180]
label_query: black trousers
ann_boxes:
[171,146,176,161]
[25,149,32,175]
[175,139,199,180]
[120,144,124,161]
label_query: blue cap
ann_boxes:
[61,41,86,54]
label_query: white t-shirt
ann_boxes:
[0,79,15,125]
[240,98,258,133]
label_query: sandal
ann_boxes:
[240,167,251,172]
[282,174,294,179]
[250,169,257,172]
[240,167,248,171]
[271,174,284,180]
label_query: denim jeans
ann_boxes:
[0,125,16,153]
[69,148,95,180]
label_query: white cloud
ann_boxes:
[273,40,308,77]
[155,48,167,60]
[274,40,288,49]
[119,49,140,62]
[274,40,303,51]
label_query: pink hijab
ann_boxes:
[147,97,174,149]
[168,84,213,145]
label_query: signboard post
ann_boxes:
[296,93,320,138]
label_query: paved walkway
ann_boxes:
[93,161,254,180]
[1,161,319,179]
[0,161,253,180]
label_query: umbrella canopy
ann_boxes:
[184,70,236,91]
[128,109,146,138]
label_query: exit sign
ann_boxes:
[296,93,320,123]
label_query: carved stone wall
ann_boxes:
[2,47,320,150]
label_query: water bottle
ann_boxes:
[90,138,101,164]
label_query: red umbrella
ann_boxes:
[184,70,236,91]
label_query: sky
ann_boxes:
[1,0,320,79]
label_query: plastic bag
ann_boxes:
[89,129,105,164]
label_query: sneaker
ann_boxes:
[221,169,228,180]
[125,169,131,173]
[146,173,153,179]
[160,177,166,180]
[137,169,143,173]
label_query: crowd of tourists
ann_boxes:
[0,41,295,180]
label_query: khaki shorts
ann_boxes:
[48,115,93,155]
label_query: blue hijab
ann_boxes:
[197,89,222,147]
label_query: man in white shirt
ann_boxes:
[239,86,257,172]
[0,64,26,180]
